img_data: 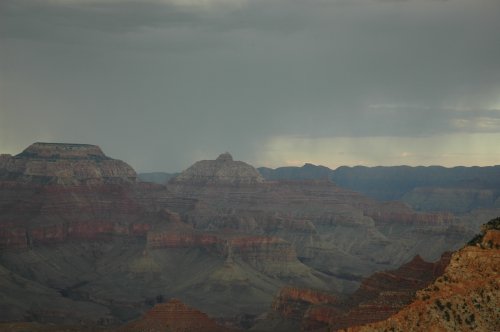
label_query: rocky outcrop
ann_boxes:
[266,252,451,331]
[0,142,136,184]
[170,153,264,185]
[342,218,500,332]
[118,299,237,332]
[316,253,451,331]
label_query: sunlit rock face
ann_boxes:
[342,218,500,332]
[0,142,136,185]
[170,153,264,186]
[261,253,451,331]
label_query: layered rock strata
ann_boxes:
[0,146,478,327]
[0,142,136,184]
[118,298,237,332]
[170,153,264,185]
[342,218,500,332]
[267,252,451,331]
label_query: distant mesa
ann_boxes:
[0,142,136,184]
[17,142,107,160]
[170,152,265,185]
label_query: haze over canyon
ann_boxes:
[0,142,498,331]
[1,0,499,330]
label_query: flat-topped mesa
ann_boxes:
[170,153,265,186]
[0,142,136,184]
[17,142,107,160]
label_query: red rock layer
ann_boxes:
[0,183,153,249]
[118,299,237,332]
[270,253,451,331]
[314,253,451,330]
[342,226,500,332]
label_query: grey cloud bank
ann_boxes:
[1,0,499,171]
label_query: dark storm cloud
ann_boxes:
[1,0,499,170]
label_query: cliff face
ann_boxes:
[342,218,500,332]
[0,142,136,185]
[0,183,152,249]
[118,299,236,332]
[267,253,451,331]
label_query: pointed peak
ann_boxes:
[216,152,233,162]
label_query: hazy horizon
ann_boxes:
[2,141,500,174]
[1,0,500,172]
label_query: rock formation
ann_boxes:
[342,218,500,332]
[0,142,136,184]
[0,144,481,328]
[170,153,264,185]
[263,252,451,331]
[118,298,237,332]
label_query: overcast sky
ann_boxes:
[1,0,499,172]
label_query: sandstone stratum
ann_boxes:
[0,142,496,330]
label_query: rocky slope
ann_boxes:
[342,218,500,332]
[259,252,451,331]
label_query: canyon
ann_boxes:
[0,142,498,331]
[341,218,500,332]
